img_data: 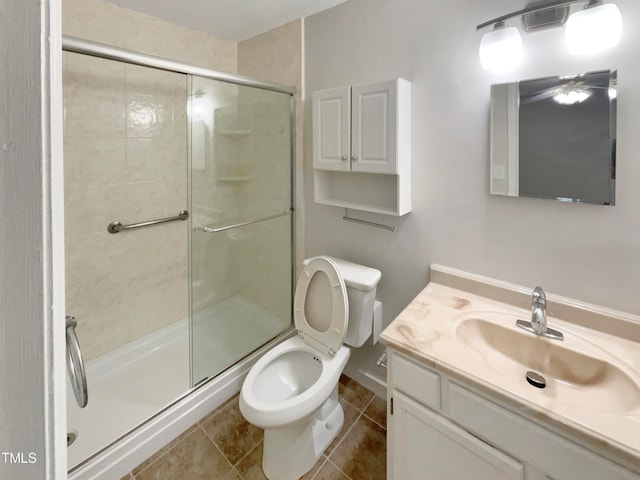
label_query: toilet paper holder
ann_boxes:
[376,352,387,369]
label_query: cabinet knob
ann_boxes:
[351,155,358,161]
[341,155,347,161]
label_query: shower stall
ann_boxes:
[62,37,294,473]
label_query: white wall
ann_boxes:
[304,0,640,386]
[0,0,65,478]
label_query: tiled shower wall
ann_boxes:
[226,89,293,322]
[238,19,305,277]
[62,0,304,360]
[62,0,238,72]
[190,84,293,324]
[62,0,238,360]
[63,53,189,360]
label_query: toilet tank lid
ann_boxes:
[303,256,381,291]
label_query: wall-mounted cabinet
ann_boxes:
[312,78,411,216]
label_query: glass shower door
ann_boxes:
[189,77,293,385]
[63,51,190,469]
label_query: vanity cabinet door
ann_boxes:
[312,86,351,172]
[447,383,640,480]
[389,392,524,480]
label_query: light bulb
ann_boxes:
[479,26,523,73]
[566,3,622,55]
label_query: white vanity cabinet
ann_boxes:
[312,79,411,215]
[392,393,524,479]
[386,348,640,480]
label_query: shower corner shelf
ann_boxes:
[215,129,252,137]
[217,176,252,182]
[215,162,251,182]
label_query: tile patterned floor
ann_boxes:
[121,375,387,480]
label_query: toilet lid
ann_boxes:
[294,256,348,357]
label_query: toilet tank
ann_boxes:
[303,256,381,348]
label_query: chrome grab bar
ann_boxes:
[196,209,293,233]
[107,210,189,234]
[66,316,88,408]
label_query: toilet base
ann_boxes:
[262,386,344,480]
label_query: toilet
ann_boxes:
[239,256,381,480]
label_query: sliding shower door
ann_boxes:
[64,43,294,472]
[63,51,190,469]
[189,77,293,386]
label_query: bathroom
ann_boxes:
[2,0,640,478]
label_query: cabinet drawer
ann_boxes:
[391,351,441,410]
[448,382,638,480]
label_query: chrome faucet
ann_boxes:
[530,286,547,334]
[516,286,564,341]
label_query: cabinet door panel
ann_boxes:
[389,392,524,480]
[312,86,350,171]
[352,80,397,174]
[448,383,639,480]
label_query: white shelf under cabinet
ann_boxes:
[312,78,411,217]
[314,170,410,216]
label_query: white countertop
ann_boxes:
[380,266,640,470]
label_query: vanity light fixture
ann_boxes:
[565,1,622,55]
[478,22,523,73]
[477,0,622,72]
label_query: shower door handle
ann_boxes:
[66,315,88,408]
[197,209,294,233]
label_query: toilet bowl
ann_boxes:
[239,256,381,480]
[241,335,349,480]
[240,335,349,429]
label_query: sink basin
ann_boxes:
[455,313,640,414]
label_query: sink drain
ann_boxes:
[67,431,78,447]
[526,371,546,389]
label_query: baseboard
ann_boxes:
[343,363,387,399]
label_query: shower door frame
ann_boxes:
[62,36,296,95]
[61,35,297,474]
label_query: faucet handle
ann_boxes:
[532,286,546,307]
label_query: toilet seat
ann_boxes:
[294,256,348,356]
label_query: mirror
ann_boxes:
[490,70,617,205]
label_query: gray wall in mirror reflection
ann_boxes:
[490,70,616,205]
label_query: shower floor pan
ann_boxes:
[67,295,287,470]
